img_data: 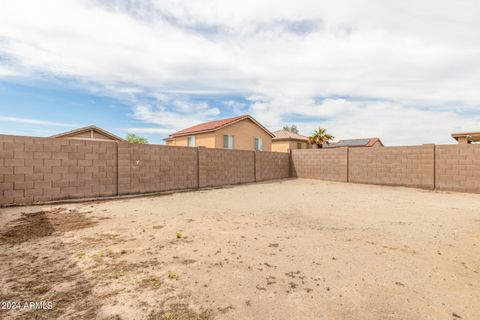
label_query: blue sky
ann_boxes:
[0,80,141,139]
[0,80,246,143]
[0,0,479,145]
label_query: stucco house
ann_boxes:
[51,125,124,142]
[271,130,316,152]
[451,131,480,144]
[164,115,274,151]
[324,138,383,148]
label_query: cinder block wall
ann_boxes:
[199,148,255,187]
[349,145,435,189]
[4,133,480,205]
[255,151,290,181]
[0,135,117,205]
[1,134,292,205]
[435,144,480,193]
[117,142,198,195]
[290,148,348,182]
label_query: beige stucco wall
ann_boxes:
[272,140,311,153]
[271,141,290,153]
[168,133,216,148]
[214,119,272,151]
[196,133,217,148]
[166,119,272,151]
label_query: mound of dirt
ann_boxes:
[0,208,97,245]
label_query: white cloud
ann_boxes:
[291,99,480,145]
[128,95,221,132]
[124,127,172,135]
[0,115,78,127]
[0,0,479,144]
[0,65,18,77]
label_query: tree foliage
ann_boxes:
[126,133,149,144]
[308,128,334,148]
[282,124,299,134]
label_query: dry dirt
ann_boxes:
[0,179,479,320]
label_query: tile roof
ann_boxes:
[272,130,309,142]
[325,138,383,148]
[167,115,274,138]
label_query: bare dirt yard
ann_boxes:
[1,179,479,320]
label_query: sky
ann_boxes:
[0,0,479,145]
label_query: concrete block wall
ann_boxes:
[4,132,480,205]
[435,144,480,193]
[0,134,292,205]
[290,148,348,182]
[0,135,117,205]
[117,143,198,195]
[199,148,255,188]
[255,151,290,181]
[349,145,435,189]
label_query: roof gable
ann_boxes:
[50,125,124,141]
[167,115,274,138]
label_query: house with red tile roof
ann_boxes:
[271,130,317,152]
[164,115,274,151]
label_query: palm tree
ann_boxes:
[308,128,334,148]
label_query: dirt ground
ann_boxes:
[1,179,479,320]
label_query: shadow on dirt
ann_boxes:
[0,208,99,319]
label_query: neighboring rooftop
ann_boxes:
[50,125,124,142]
[451,131,480,144]
[165,115,274,139]
[272,130,309,142]
[325,138,383,148]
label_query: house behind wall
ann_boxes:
[50,125,124,142]
[165,115,274,151]
[271,130,314,152]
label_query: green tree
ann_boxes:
[282,124,299,134]
[308,127,334,148]
[126,133,149,144]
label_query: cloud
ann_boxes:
[0,65,18,77]
[130,96,221,132]
[124,127,172,135]
[0,115,78,127]
[0,0,479,144]
[289,99,480,145]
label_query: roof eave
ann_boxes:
[272,137,309,142]
[168,115,275,138]
[167,128,217,139]
[50,125,125,141]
